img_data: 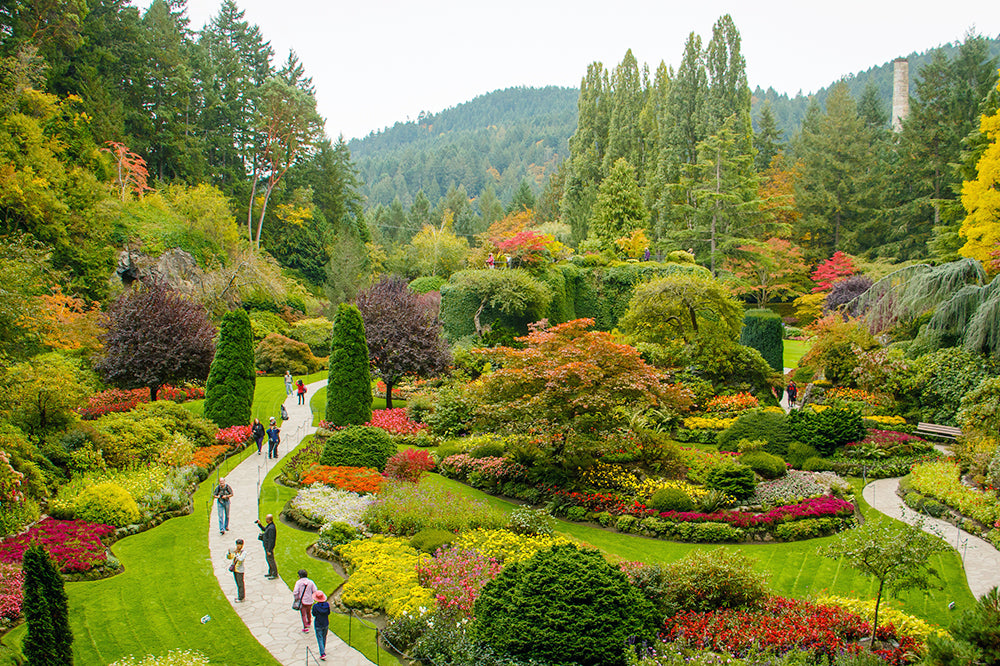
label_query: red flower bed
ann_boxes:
[0,518,115,573]
[215,425,252,447]
[77,385,205,419]
[366,409,428,435]
[662,596,918,663]
[0,563,24,622]
[384,448,436,482]
[301,465,384,493]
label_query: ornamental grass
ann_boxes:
[0,517,114,573]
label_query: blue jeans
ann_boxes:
[218,500,230,532]
[315,624,328,656]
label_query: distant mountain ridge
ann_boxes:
[351,36,1000,211]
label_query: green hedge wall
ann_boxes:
[740,308,784,372]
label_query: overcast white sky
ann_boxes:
[137,0,998,141]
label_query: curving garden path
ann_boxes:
[207,379,374,666]
[863,476,1000,600]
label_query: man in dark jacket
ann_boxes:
[255,514,278,579]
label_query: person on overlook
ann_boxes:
[226,538,247,602]
[266,417,280,459]
[251,418,265,455]
[296,378,307,405]
[284,370,293,396]
[311,590,331,660]
[293,569,317,633]
[212,476,233,535]
[255,514,278,579]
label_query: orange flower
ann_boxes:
[186,445,230,468]
[301,465,384,494]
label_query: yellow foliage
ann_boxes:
[453,529,571,564]
[335,535,435,617]
[615,228,650,259]
[793,292,826,326]
[960,84,1000,274]
[815,595,948,649]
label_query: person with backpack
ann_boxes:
[212,476,233,535]
[266,417,280,459]
[251,418,265,455]
[787,380,798,407]
[296,379,307,405]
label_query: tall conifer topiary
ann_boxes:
[204,307,256,428]
[22,543,73,665]
[740,308,784,372]
[326,303,372,426]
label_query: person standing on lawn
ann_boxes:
[292,569,317,632]
[255,514,278,579]
[284,370,293,395]
[312,590,331,660]
[266,417,280,459]
[213,476,233,535]
[296,378,307,405]
[251,418,265,455]
[226,538,247,602]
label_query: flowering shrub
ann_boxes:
[384,448,435,482]
[864,415,908,427]
[374,381,419,401]
[185,444,230,469]
[843,429,931,459]
[0,562,23,624]
[705,392,759,414]
[662,596,918,662]
[814,595,948,649]
[77,385,204,419]
[682,416,737,430]
[416,545,503,613]
[438,454,527,483]
[336,535,435,616]
[910,460,1000,525]
[215,424,252,448]
[289,485,374,529]
[108,649,211,666]
[54,465,197,518]
[451,528,571,564]
[366,408,428,435]
[0,518,115,573]
[579,462,707,501]
[362,481,506,535]
[748,471,829,508]
[300,465,383,493]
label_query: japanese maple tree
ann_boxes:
[725,237,809,306]
[811,251,858,293]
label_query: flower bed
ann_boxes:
[287,485,373,530]
[748,470,833,508]
[300,465,384,493]
[77,385,204,419]
[416,545,503,614]
[362,481,506,536]
[579,462,708,500]
[335,535,435,616]
[661,596,918,662]
[366,409,428,435]
[909,460,1000,526]
[186,444,231,469]
[814,595,948,648]
[0,518,115,573]
[705,392,759,414]
[438,454,527,483]
[452,528,571,564]
[0,562,23,626]
[215,424,252,447]
[109,649,210,666]
[53,466,198,518]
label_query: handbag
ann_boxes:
[292,588,303,611]
[228,562,235,572]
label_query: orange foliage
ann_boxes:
[101,141,153,200]
[485,210,535,246]
[21,286,102,352]
[758,154,800,234]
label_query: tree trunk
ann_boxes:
[255,182,276,249]
[150,384,160,402]
[247,163,260,244]
[385,379,394,410]
[871,579,884,650]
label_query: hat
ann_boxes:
[269,416,276,423]
[313,590,327,603]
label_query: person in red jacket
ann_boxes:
[296,379,307,405]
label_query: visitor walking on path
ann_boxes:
[296,379,307,405]
[266,418,280,459]
[256,514,278,579]
[213,477,233,535]
[786,381,797,407]
[292,569,317,632]
[251,418,265,455]
[284,370,293,395]
[312,590,331,660]
[226,538,247,602]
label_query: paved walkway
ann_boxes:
[208,380,373,666]
[863,477,1000,599]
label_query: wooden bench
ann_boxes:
[915,422,962,440]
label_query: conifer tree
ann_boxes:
[753,103,781,172]
[204,307,256,428]
[603,49,646,176]
[590,158,648,248]
[22,543,72,665]
[325,303,372,426]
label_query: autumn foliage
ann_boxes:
[811,251,858,292]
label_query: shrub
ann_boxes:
[741,309,784,372]
[0,562,24,625]
[254,332,322,375]
[75,482,140,527]
[660,548,769,614]
[384,448,435,482]
[923,499,947,518]
[409,275,447,294]
[326,303,372,426]
[649,487,695,512]
[787,407,865,456]
[786,442,820,469]
[474,544,657,666]
[90,412,171,468]
[204,308,256,429]
[335,535,435,617]
[739,450,788,479]
[705,463,757,500]
[136,401,216,447]
[717,411,794,457]
[410,528,456,554]
[424,383,476,437]
[508,507,555,536]
[289,317,333,356]
[318,521,358,547]
[803,457,832,472]
[405,391,435,424]
[469,439,505,459]
[320,426,397,472]
[927,586,1000,665]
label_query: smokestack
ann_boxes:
[892,58,909,132]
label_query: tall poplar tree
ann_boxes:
[204,307,256,428]
[563,61,609,243]
[603,49,646,177]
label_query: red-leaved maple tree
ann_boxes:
[811,251,858,293]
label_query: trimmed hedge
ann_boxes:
[738,450,788,479]
[787,407,865,456]
[204,308,256,428]
[319,426,396,471]
[740,308,784,372]
[325,303,373,426]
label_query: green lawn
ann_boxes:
[183,373,327,425]
[1,444,278,666]
[310,386,394,426]
[783,339,813,369]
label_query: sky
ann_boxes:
[137,0,999,142]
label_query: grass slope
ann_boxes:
[1,445,278,666]
[310,386,392,426]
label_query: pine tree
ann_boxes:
[664,33,708,172]
[508,180,536,214]
[590,158,648,247]
[705,13,751,144]
[22,543,73,665]
[326,303,372,426]
[753,102,781,172]
[204,307,256,428]
[603,49,645,176]
[563,62,609,243]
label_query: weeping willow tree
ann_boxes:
[848,258,1000,356]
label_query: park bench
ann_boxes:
[915,422,962,440]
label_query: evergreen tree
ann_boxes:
[22,543,72,665]
[476,184,506,228]
[603,49,645,176]
[507,179,536,214]
[740,308,784,372]
[563,62,609,243]
[664,33,708,172]
[204,307,256,428]
[325,303,372,426]
[590,158,648,247]
[705,13,751,143]
[753,102,781,172]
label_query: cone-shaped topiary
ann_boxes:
[204,308,256,428]
[326,303,372,426]
[474,544,656,666]
[22,543,73,665]
[740,308,784,372]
